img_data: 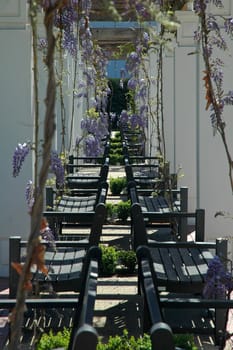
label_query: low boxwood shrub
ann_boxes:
[105,202,118,222]
[106,201,130,222]
[99,246,136,275]
[97,330,151,350]
[97,330,198,350]
[118,249,137,273]
[100,245,118,276]
[109,177,127,195]
[109,153,124,165]
[37,328,198,350]
[36,328,70,350]
[115,200,131,221]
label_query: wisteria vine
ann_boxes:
[194,0,233,191]
[75,13,110,157]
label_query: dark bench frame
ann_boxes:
[44,181,108,237]
[66,156,110,190]
[66,141,110,174]
[136,245,231,347]
[2,246,101,350]
[130,201,205,247]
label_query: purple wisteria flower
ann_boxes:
[127,78,138,90]
[120,110,129,125]
[50,151,65,187]
[126,51,140,73]
[84,134,102,157]
[54,5,78,56]
[25,180,35,213]
[12,142,30,177]
[38,37,47,51]
[203,255,233,299]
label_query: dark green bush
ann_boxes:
[97,329,198,350]
[173,334,198,350]
[36,328,70,350]
[110,146,123,154]
[109,153,123,165]
[100,245,118,276]
[118,249,137,273]
[97,330,151,350]
[110,177,127,195]
[106,202,118,222]
[109,132,123,165]
[37,328,198,350]
[115,200,131,221]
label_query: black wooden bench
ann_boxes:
[1,246,101,349]
[66,156,110,190]
[120,125,145,157]
[128,180,188,212]
[130,202,205,247]
[9,237,102,296]
[136,244,231,346]
[44,181,108,237]
[129,182,192,241]
[124,157,160,187]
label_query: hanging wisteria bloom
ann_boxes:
[203,255,233,299]
[50,151,65,187]
[84,134,102,157]
[54,4,79,56]
[120,110,129,126]
[12,142,30,177]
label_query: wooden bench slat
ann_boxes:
[168,247,191,282]
[177,248,203,283]
[151,248,178,282]
[188,247,209,281]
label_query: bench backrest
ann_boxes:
[136,245,175,350]
[130,198,206,247]
[67,149,110,174]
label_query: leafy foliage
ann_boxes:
[36,328,70,350]
[118,249,137,273]
[36,328,198,350]
[115,200,131,221]
[100,245,119,276]
[109,177,127,195]
[173,334,198,350]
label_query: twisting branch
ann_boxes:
[198,1,233,192]
[9,5,56,349]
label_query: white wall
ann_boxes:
[171,8,233,246]
[0,1,32,276]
